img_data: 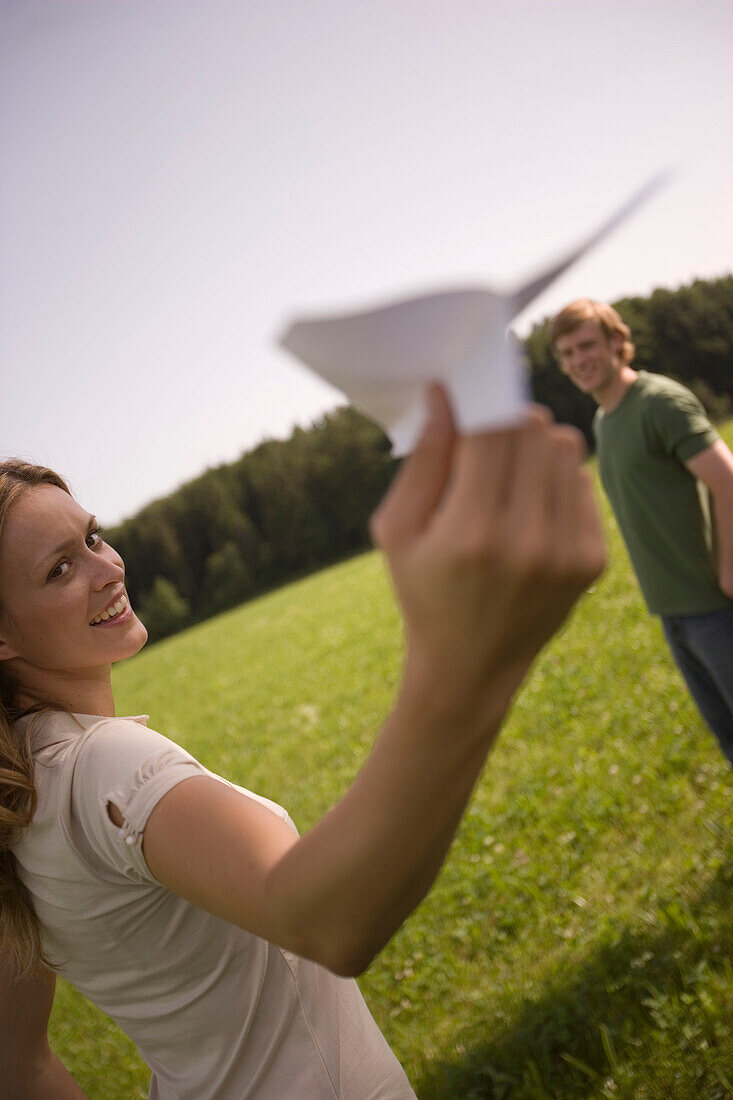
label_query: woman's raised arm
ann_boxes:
[140,386,606,975]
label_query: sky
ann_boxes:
[2,0,732,525]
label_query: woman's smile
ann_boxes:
[89,592,132,627]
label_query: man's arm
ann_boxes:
[686,438,733,599]
[0,956,87,1099]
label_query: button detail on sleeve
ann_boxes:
[119,820,142,847]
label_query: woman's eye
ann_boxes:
[47,529,101,580]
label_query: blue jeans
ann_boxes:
[662,608,733,766]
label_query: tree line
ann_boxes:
[104,407,397,641]
[104,274,733,642]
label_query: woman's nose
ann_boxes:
[90,546,125,590]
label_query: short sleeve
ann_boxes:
[68,719,209,884]
[649,386,719,463]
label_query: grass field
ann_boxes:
[48,437,733,1099]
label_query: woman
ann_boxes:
[0,387,605,1098]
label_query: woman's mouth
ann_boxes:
[90,593,132,627]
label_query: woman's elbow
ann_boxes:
[282,925,379,978]
[323,945,375,979]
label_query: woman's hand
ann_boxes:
[371,384,606,713]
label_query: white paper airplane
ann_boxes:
[279,174,669,454]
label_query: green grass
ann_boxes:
[49,429,733,1099]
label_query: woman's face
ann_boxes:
[0,485,147,690]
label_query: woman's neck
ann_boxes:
[10,662,115,717]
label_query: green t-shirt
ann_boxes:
[593,371,730,616]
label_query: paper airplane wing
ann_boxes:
[512,172,670,314]
[280,287,527,454]
[279,172,669,453]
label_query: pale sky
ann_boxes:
[2,0,732,525]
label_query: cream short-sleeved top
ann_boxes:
[13,711,416,1100]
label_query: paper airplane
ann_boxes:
[279,174,668,454]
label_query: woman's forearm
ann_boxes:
[264,411,604,975]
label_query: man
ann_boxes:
[550,298,733,765]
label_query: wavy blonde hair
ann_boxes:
[0,459,71,977]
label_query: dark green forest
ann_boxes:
[105,275,733,642]
[106,407,396,641]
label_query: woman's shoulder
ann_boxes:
[19,712,212,879]
[70,716,202,789]
[19,708,148,752]
[24,711,201,799]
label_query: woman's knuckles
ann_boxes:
[581,538,608,582]
[370,503,416,552]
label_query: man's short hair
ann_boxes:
[549,299,635,365]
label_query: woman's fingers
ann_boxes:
[575,469,608,581]
[441,408,604,593]
[375,390,605,599]
[376,392,607,688]
[370,384,456,550]
[442,406,553,545]
[502,408,555,526]
[544,424,586,563]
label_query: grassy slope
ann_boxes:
[49,430,733,1100]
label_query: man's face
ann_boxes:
[554,320,624,397]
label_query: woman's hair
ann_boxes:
[549,298,636,365]
[0,459,71,977]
